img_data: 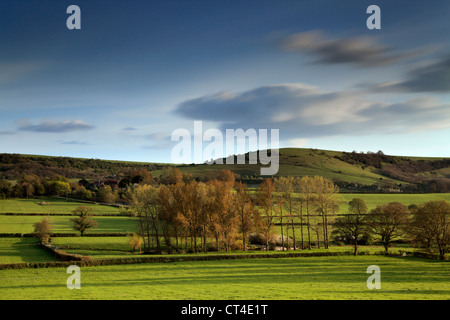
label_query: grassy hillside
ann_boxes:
[1,148,449,192]
[178,148,450,192]
[179,148,397,184]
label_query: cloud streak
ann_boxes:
[59,140,88,145]
[18,120,95,133]
[372,55,450,92]
[176,83,450,141]
[280,30,415,67]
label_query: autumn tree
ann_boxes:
[297,176,316,250]
[160,167,184,185]
[257,178,277,251]
[275,177,297,250]
[129,232,144,253]
[218,169,236,185]
[132,185,162,253]
[158,185,179,251]
[313,176,339,249]
[72,184,92,200]
[233,182,260,251]
[366,202,410,253]
[33,217,52,244]
[71,206,97,236]
[206,179,237,251]
[18,174,45,198]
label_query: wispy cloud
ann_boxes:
[0,131,16,135]
[176,83,450,140]
[59,140,88,145]
[372,55,450,92]
[279,30,416,67]
[142,132,172,150]
[122,127,137,131]
[18,119,95,133]
[0,60,46,85]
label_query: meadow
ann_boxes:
[0,193,449,301]
[0,215,137,234]
[0,255,448,300]
[0,238,57,264]
[0,197,120,215]
[338,193,450,211]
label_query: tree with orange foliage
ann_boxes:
[234,181,261,251]
[257,178,277,251]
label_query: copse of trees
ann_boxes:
[129,170,342,253]
[333,198,449,259]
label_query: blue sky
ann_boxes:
[1,0,449,163]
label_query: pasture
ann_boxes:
[0,193,449,301]
[338,193,450,211]
[0,215,137,234]
[0,197,120,215]
[0,255,448,300]
[0,238,57,264]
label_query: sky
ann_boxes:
[1,0,449,164]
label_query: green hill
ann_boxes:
[1,148,449,193]
[176,148,450,192]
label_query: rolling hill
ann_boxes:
[1,148,449,193]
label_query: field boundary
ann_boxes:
[2,248,445,270]
[0,232,129,237]
[0,213,122,216]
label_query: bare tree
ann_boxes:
[132,185,162,253]
[71,206,97,236]
[366,202,410,253]
[334,198,368,255]
[410,201,450,259]
[234,182,260,251]
[275,177,297,250]
[258,178,277,251]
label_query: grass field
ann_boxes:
[338,193,450,211]
[51,240,417,260]
[0,197,120,215]
[0,215,137,234]
[0,255,448,300]
[0,238,57,264]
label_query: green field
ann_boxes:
[0,215,137,234]
[0,255,448,299]
[0,197,120,215]
[0,238,57,264]
[0,191,448,301]
[338,193,450,211]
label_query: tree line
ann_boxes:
[8,167,449,259]
[129,172,343,253]
[128,170,449,259]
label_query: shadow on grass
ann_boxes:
[0,238,57,263]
